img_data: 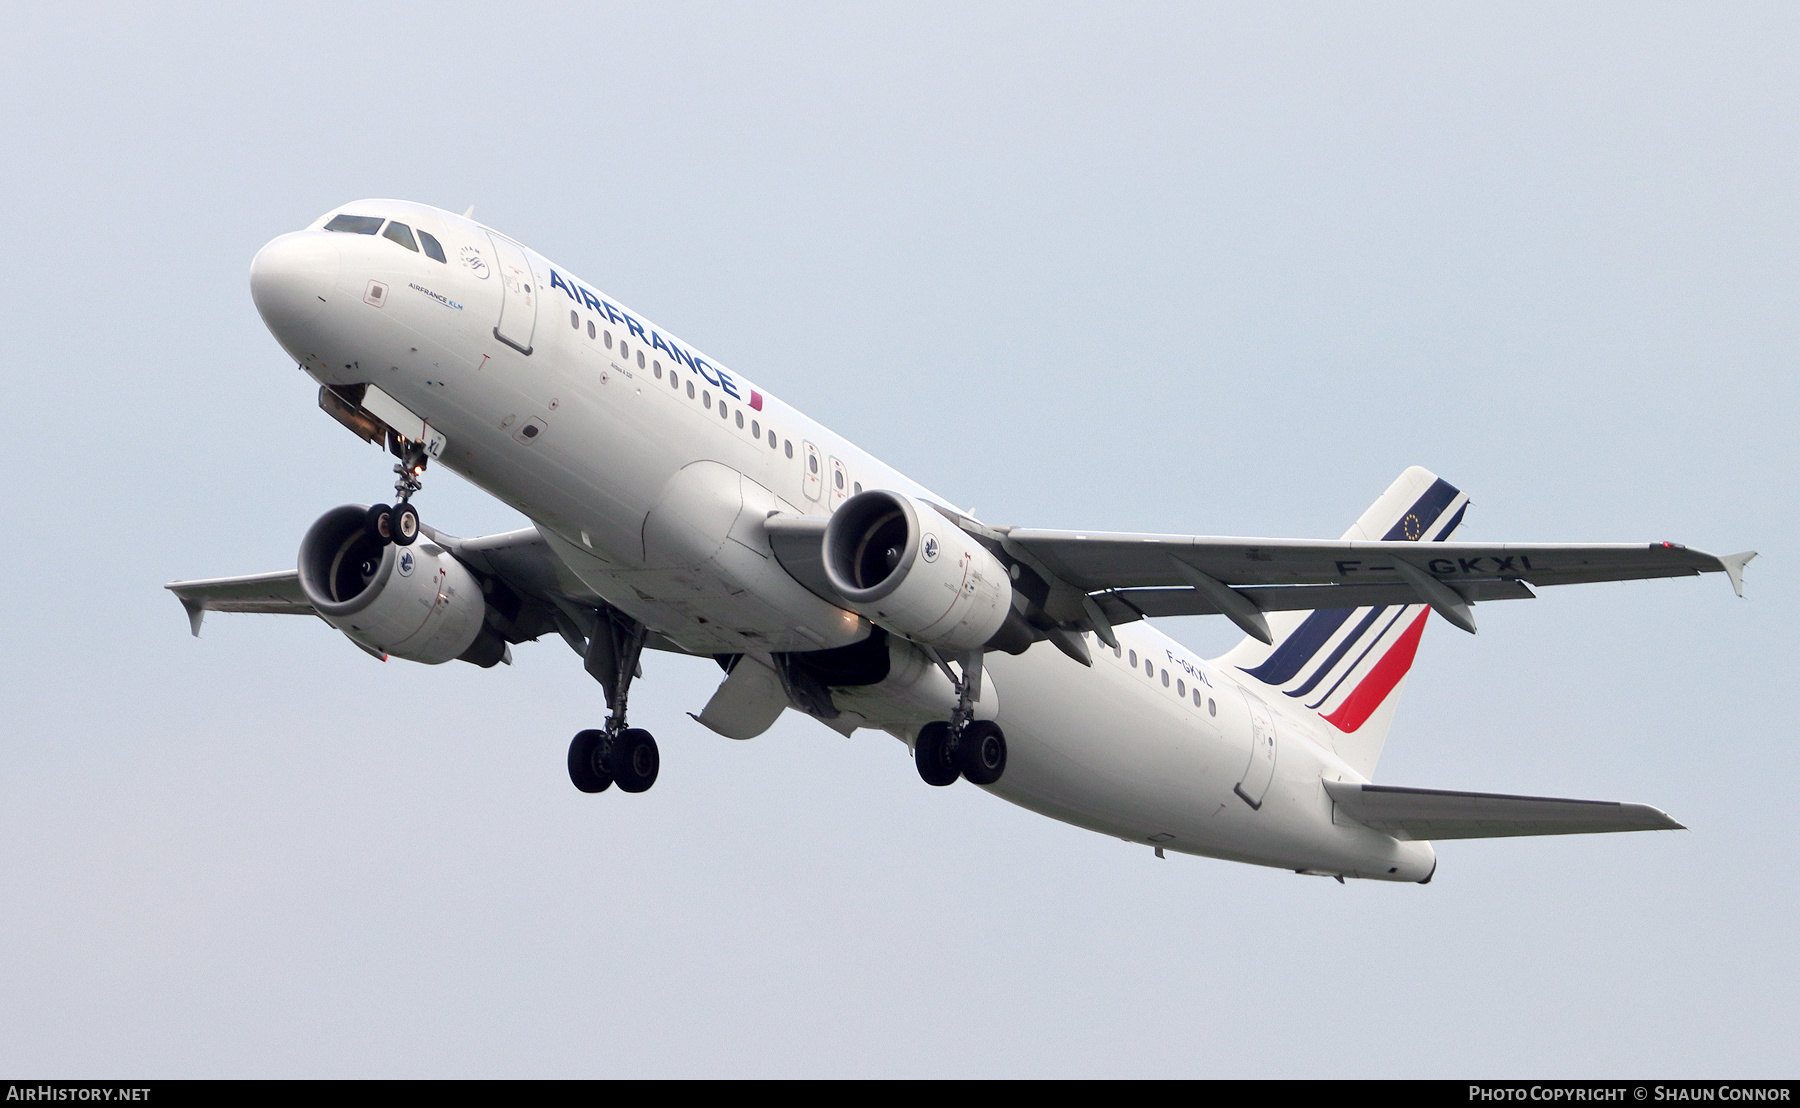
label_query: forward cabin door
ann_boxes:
[487,232,538,355]
[1234,690,1278,810]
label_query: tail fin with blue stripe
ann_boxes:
[1211,467,1470,777]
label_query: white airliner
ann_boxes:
[170,199,1755,883]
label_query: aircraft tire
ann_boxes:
[365,503,393,544]
[567,729,612,793]
[607,728,659,793]
[956,720,1007,786]
[391,502,421,546]
[914,721,960,787]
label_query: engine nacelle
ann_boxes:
[297,505,490,665]
[822,490,1010,653]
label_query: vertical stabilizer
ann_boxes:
[1211,467,1468,778]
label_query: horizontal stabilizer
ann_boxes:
[1323,780,1684,840]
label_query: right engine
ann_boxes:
[822,490,1014,653]
[297,505,497,665]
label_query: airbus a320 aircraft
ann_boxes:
[170,200,1755,883]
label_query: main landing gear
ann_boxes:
[566,607,660,795]
[364,436,432,547]
[913,650,1008,788]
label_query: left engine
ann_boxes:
[297,504,493,664]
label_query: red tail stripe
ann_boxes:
[1321,610,1430,733]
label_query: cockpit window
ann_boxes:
[417,230,446,263]
[324,214,384,235]
[382,221,420,252]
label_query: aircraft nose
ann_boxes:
[249,231,341,336]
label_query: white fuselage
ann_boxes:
[250,199,1435,882]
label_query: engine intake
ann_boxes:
[823,491,1011,653]
[297,505,492,665]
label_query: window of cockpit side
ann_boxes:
[383,222,420,252]
[417,230,447,263]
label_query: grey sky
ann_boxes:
[1,2,1794,1076]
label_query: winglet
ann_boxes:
[1719,550,1758,598]
[180,598,205,637]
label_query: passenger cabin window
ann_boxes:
[588,321,596,339]
[736,411,744,428]
[703,390,712,409]
[637,351,645,369]
[1128,650,1138,667]
[751,419,760,438]
[324,214,383,234]
[768,431,777,448]
[605,332,613,349]
[620,341,629,359]
[1161,670,1170,687]
[1192,689,1202,707]
[653,360,661,378]
[686,381,695,399]
[1177,679,1186,697]
[570,310,579,328]
[854,482,862,495]
[418,230,447,263]
[720,403,729,420]
[808,454,819,474]
[784,440,793,458]
[383,221,420,252]
[1145,659,1154,676]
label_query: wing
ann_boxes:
[166,525,697,656]
[1323,781,1684,840]
[166,570,315,636]
[1001,530,1754,638]
[1004,530,1753,596]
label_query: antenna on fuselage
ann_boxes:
[462,205,475,218]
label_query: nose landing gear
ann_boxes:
[364,436,431,547]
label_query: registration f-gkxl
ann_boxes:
[171,200,1755,883]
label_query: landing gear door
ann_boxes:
[1234,689,1278,810]
[487,232,538,355]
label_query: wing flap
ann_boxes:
[1094,577,1535,623]
[1323,780,1684,840]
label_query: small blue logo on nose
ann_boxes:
[398,550,415,577]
